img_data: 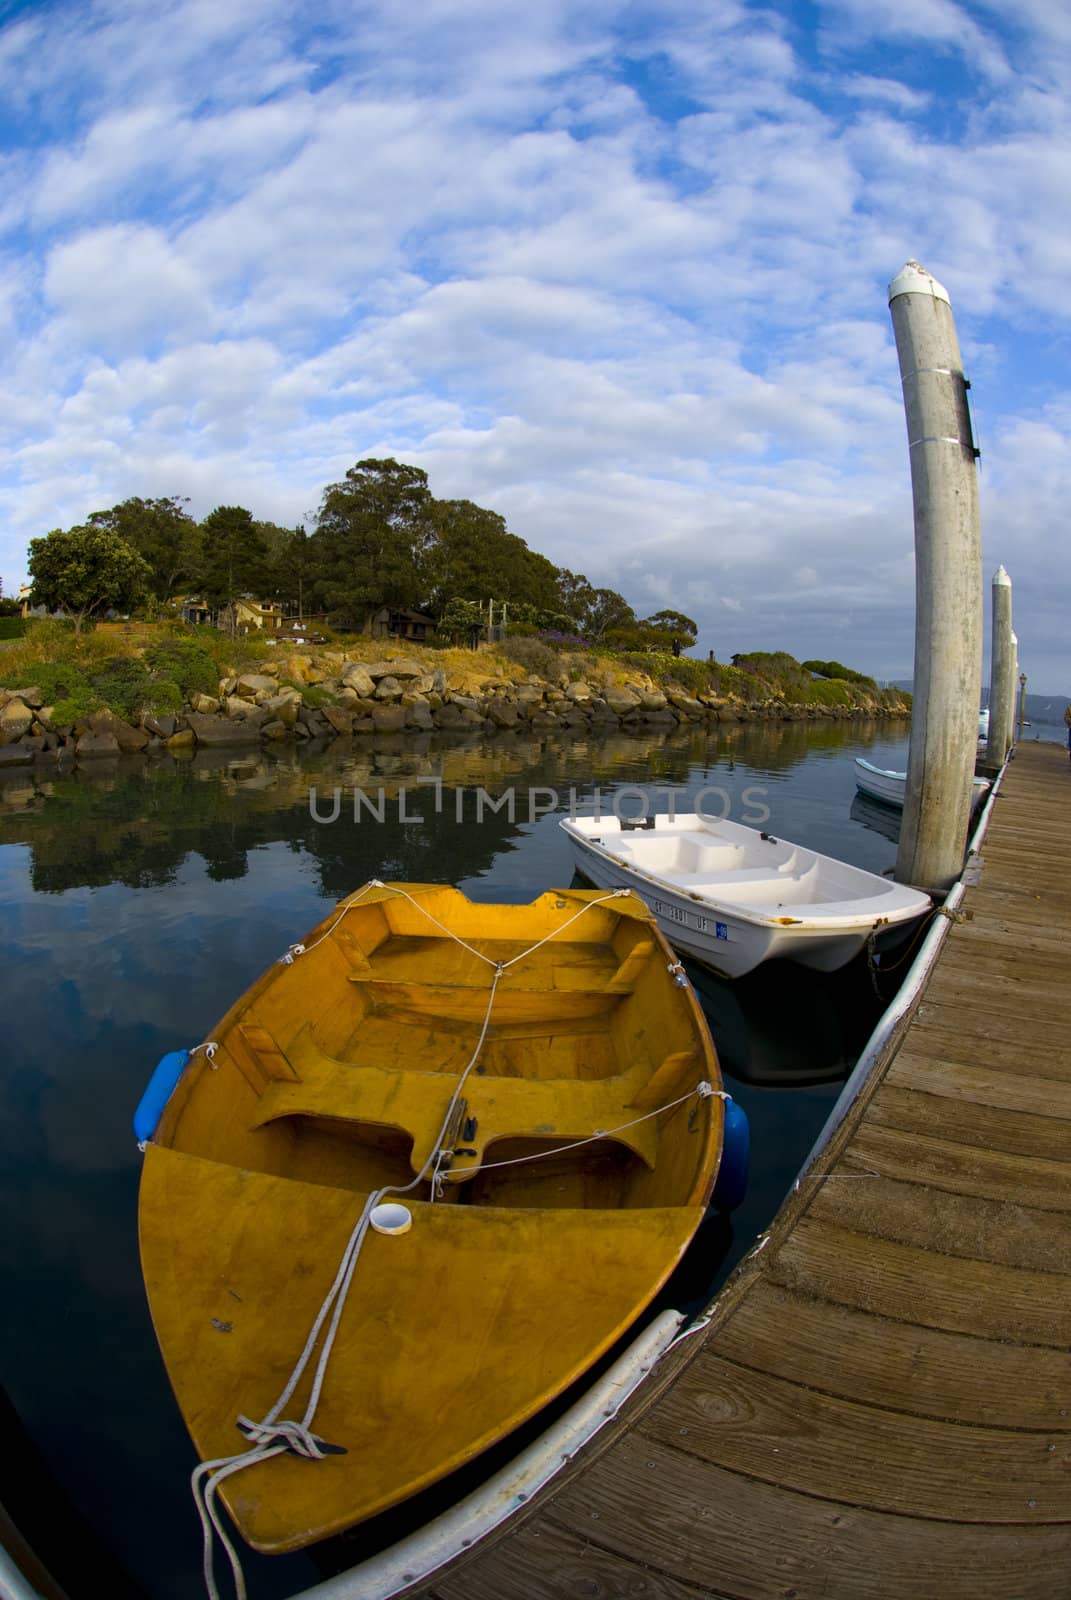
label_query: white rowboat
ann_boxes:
[560,812,931,981]
[854,757,990,811]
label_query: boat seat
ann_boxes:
[248,1027,687,1173]
[344,975,637,1021]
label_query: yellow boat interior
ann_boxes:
[153,883,721,1212]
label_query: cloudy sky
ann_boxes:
[1,0,1068,688]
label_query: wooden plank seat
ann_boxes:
[248,1026,703,1175]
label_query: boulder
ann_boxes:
[374,676,403,700]
[371,704,406,733]
[405,700,435,731]
[13,685,43,708]
[486,699,520,729]
[76,731,121,758]
[604,687,641,715]
[667,692,704,719]
[185,712,261,747]
[323,706,355,736]
[84,709,149,752]
[166,728,196,753]
[449,694,481,712]
[0,744,33,766]
[340,665,376,698]
[260,720,291,741]
[264,695,299,727]
[190,692,220,714]
[303,664,326,685]
[142,713,177,738]
[365,658,424,681]
[235,673,276,696]
[565,681,592,702]
[224,695,261,720]
[432,703,466,728]
[639,690,668,711]
[0,699,34,742]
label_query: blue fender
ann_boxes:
[712,1095,749,1211]
[134,1049,190,1146]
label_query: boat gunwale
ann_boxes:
[560,817,931,933]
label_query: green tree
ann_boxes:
[427,499,562,616]
[268,524,315,619]
[86,496,199,600]
[199,505,269,617]
[27,524,152,632]
[437,596,487,646]
[555,568,597,631]
[585,587,636,640]
[641,609,698,654]
[312,459,435,627]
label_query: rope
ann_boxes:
[437,1082,722,1188]
[193,882,672,1600]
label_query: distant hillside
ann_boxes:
[890,681,1068,727]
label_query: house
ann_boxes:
[366,607,436,642]
[180,597,214,625]
[217,597,285,634]
[18,583,49,620]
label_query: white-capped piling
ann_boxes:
[1008,631,1019,750]
[986,567,1013,765]
[889,261,983,895]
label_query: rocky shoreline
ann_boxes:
[0,648,910,767]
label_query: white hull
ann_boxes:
[854,758,989,812]
[561,813,931,981]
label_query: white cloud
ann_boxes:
[0,0,1068,687]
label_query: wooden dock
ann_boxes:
[415,739,1071,1600]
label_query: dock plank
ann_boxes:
[413,742,1071,1600]
[710,1280,1071,1428]
[641,1353,1071,1521]
[541,1437,1071,1600]
[770,1216,1071,1344]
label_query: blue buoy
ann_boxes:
[133,1049,190,1146]
[712,1095,750,1211]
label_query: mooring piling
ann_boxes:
[986,566,1014,766]
[888,260,983,895]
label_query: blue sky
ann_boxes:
[1,0,1068,688]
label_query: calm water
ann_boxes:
[0,716,913,1600]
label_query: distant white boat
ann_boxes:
[560,812,931,981]
[853,758,990,811]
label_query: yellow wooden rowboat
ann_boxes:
[137,884,724,1557]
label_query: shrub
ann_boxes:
[143,636,219,698]
[87,655,155,717]
[499,636,562,681]
[11,660,90,702]
[51,686,104,725]
[0,617,25,639]
[143,679,184,716]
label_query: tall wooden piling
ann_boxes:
[985,566,1014,764]
[890,261,983,895]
